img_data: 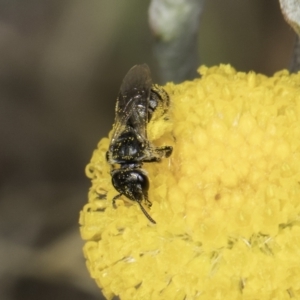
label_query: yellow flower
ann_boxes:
[80,65,300,300]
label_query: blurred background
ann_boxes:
[0,1,295,299]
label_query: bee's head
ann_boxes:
[111,168,149,202]
[111,167,156,223]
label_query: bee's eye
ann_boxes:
[134,170,149,193]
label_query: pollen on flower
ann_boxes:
[80,65,300,299]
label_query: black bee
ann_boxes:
[106,64,173,224]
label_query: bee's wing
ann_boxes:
[110,64,152,144]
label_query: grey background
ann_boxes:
[0,1,295,299]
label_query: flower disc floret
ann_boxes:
[80,65,300,300]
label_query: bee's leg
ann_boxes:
[112,193,123,208]
[148,85,170,121]
[143,146,173,163]
[143,156,161,162]
[155,145,173,158]
[143,191,152,208]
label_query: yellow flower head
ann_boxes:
[80,65,300,300]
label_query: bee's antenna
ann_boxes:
[137,201,156,224]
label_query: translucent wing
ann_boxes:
[110,64,152,146]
